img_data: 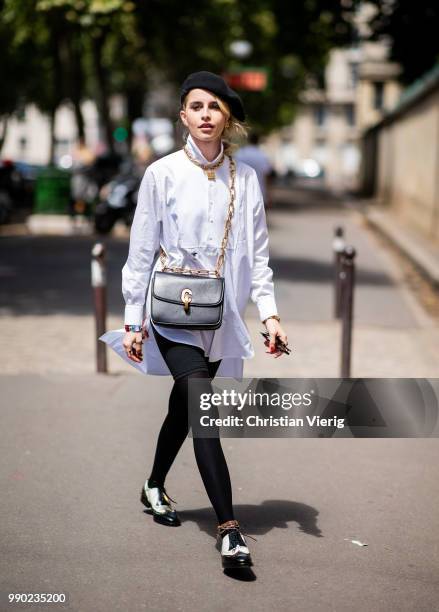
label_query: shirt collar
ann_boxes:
[185,133,224,165]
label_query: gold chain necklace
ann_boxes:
[160,154,236,277]
[183,145,225,180]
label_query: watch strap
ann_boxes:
[125,324,143,333]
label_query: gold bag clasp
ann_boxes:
[181,288,193,313]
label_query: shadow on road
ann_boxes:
[1,230,395,316]
[269,255,393,286]
[141,498,322,582]
[175,499,322,539]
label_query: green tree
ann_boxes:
[367,0,439,84]
[1,0,356,158]
[135,0,355,133]
[2,0,142,156]
[2,0,81,160]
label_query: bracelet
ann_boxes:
[262,315,281,325]
[124,324,143,333]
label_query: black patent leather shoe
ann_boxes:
[140,484,181,527]
[217,520,254,568]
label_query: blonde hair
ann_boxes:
[180,92,249,154]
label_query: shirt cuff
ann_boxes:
[257,295,278,323]
[124,304,145,326]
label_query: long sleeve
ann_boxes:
[122,167,161,325]
[249,169,278,322]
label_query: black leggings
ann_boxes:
[148,325,234,524]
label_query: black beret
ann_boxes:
[180,71,246,122]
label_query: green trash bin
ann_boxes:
[34,166,71,214]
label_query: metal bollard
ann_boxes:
[333,226,345,318]
[92,242,108,373]
[340,246,356,378]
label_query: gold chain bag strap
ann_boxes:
[150,154,236,330]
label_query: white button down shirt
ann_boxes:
[100,133,278,379]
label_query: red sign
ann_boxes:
[224,70,267,91]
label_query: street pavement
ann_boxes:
[1,183,439,611]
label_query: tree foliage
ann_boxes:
[367,0,439,84]
[0,0,358,148]
[135,0,355,132]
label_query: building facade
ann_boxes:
[265,4,402,191]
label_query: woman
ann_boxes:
[101,71,288,570]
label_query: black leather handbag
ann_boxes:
[150,154,236,331]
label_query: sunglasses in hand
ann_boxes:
[260,331,291,356]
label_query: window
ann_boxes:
[350,63,359,88]
[373,82,384,110]
[346,104,355,126]
[314,104,327,126]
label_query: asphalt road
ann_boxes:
[0,208,419,327]
[1,374,439,612]
[1,184,439,611]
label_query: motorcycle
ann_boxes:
[94,163,141,234]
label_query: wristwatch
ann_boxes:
[262,315,281,325]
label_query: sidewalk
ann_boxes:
[361,201,439,287]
